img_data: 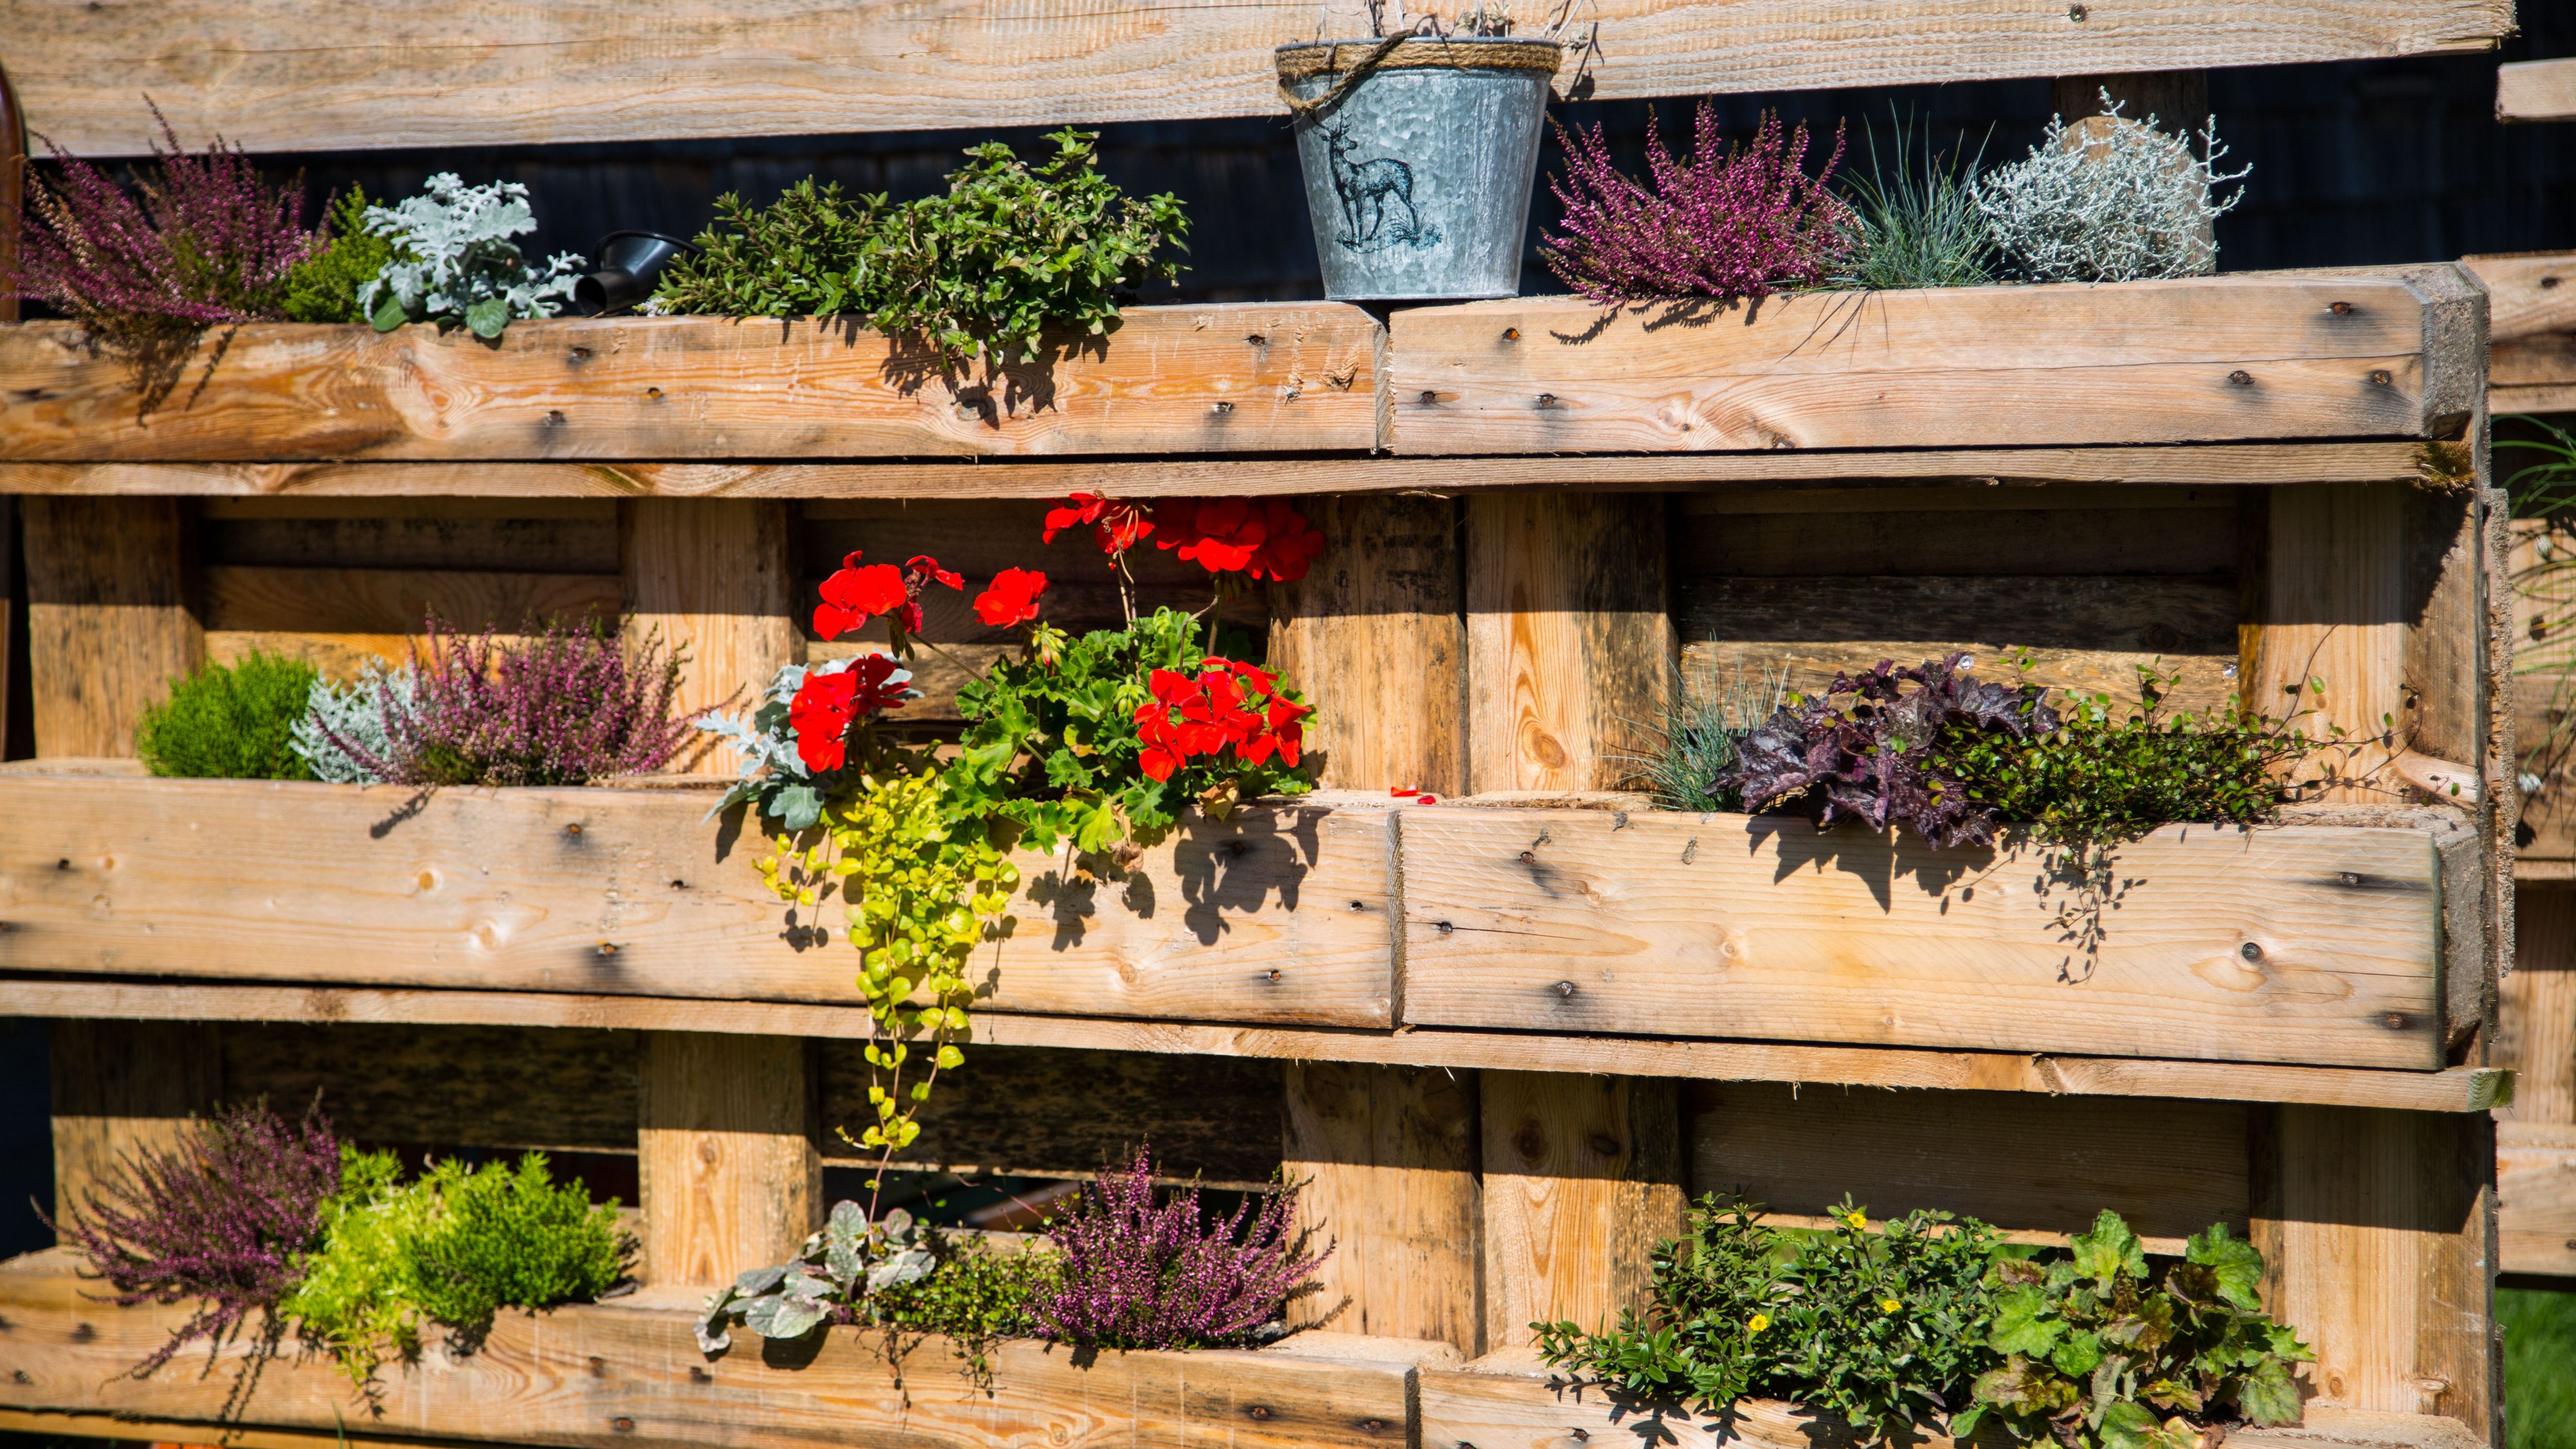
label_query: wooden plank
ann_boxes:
[2255,1107,2497,1435]
[1398,806,2452,1070]
[1464,494,1672,794]
[2459,254,2576,394]
[1680,574,2240,711]
[1690,1083,2246,1254]
[1390,271,2486,456]
[1267,495,1467,795]
[1480,1071,1683,1348]
[45,1019,219,1241]
[0,309,1382,463]
[818,1042,1284,1186]
[0,977,2515,1113]
[2499,882,2576,1125]
[1675,487,2242,577]
[1282,1062,1482,1352]
[0,777,1398,1027]
[0,1408,485,1449]
[2243,483,2410,802]
[0,441,2452,500]
[638,1031,818,1288]
[622,500,795,776]
[2498,58,2576,122]
[201,499,620,571]
[203,564,620,635]
[0,1252,1417,1449]
[0,0,2512,157]
[22,497,200,757]
[222,1021,638,1154]
[2497,1121,2576,1278]
[1417,1358,2488,1449]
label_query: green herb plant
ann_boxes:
[654,130,1186,366]
[1772,1199,2006,1439]
[1840,110,1996,289]
[282,187,405,324]
[1958,1213,2312,1449]
[135,651,320,779]
[284,1149,628,1394]
[1532,1192,1792,1408]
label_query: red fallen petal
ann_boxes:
[1391,787,1421,798]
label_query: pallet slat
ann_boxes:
[1397,806,2458,1070]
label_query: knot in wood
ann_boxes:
[1587,1132,1621,1157]
[1246,1405,1273,1421]
[1245,333,1267,346]
[612,1418,636,1434]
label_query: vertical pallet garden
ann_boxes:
[0,3,2530,1440]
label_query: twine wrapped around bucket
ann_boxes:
[1275,36,1561,124]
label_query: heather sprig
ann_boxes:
[1026,1148,1328,1351]
[49,1101,342,1377]
[1543,106,1856,305]
[318,614,694,787]
[6,104,316,397]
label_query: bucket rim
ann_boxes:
[1274,35,1562,79]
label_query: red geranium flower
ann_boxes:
[973,567,1048,628]
[788,656,917,773]
[814,552,910,641]
[1044,493,1156,555]
[1247,500,1326,582]
[1157,498,1265,574]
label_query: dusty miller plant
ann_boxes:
[291,662,416,785]
[360,174,581,338]
[1974,95,2246,283]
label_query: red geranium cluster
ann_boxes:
[789,655,919,772]
[1133,660,1313,782]
[815,552,963,643]
[1043,494,1325,584]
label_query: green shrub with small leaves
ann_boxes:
[1771,1199,2007,1439]
[282,186,404,323]
[1956,1212,2312,1449]
[134,651,319,779]
[653,130,1185,365]
[1533,1192,1792,1408]
[284,1149,628,1392]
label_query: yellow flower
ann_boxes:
[1748,1313,1771,1334]
[1844,1211,1868,1231]
[1878,1298,1902,1314]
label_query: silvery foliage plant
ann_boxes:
[1974,94,2248,283]
[694,1201,935,1353]
[290,661,416,785]
[360,173,581,338]
[696,657,907,829]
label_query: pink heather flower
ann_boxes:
[1543,106,1856,306]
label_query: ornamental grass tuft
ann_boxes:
[49,1100,343,1377]
[1541,106,1856,305]
[135,650,321,780]
[1025,1147,1328,1350]
[318,613,693,787]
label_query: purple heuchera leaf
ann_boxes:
[1541,106,1856,305]
[1026,1146,1329,1351]
[1716,654,2057,849]
[319,612,694,787]
[46,1101,341,1378]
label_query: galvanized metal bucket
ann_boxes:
[1277,37,1560,301]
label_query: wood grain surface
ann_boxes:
[22,497,201,757]
[639,1031,819,1287]
[0,0,2511,157]
[2498,57,2576,122]
[0,309,1380,462]
[2497,1120,2576,1278]
[1480,1072,1684,1348]
[46,1019,218,1238]
[1391,272,2484,455]
[2460,253,2576,402]
[0,975,2514,1112]
[2242,483,2410,802]
[0,1252,1418,1449]
[1282,1061,1483,1351]
[223,1021,640,1153]
[0,440,2449,499]
[621,499,796,775]
[1267,494,1467,796]
[0,777,1397,1026]
[1398,806,2450,1069]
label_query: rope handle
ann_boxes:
[1277,25,1428,125]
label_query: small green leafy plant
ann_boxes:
[1841,111,1996,289]
[1533,1192,1792,1408]
[654,130,1186,365]
[284,1149,628,1391]
[282,186,405,324]
[135,651,320,779]
[1958,1213,2311,1449]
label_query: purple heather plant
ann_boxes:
[1026,1148,1328,1351]
[6,104,315,397]
[321,613,695,788]
[1542,106,1857,306]
[48,1101,342,1377]
[1715,653,2058,850]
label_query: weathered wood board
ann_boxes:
[0,308,1381,462]
[2460,253,2576,412]
[1388,272,2485,455]
[1,0,2512,158]
[1398,807,2453,1069]
[2499,1121,2576,1278]
[0,775,1395,1026]
[0,1252,1418,1449]
[2498,58,2576,124]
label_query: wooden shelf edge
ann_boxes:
[0,977,2511,1113]
[0,440,2453,499]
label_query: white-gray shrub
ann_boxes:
[291,662,416,785]
[360,173,582,338]
[1973,95,2248,283]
